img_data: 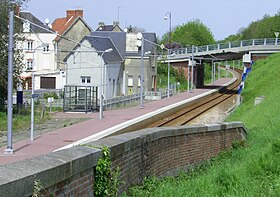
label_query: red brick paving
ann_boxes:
[0,78,232,165]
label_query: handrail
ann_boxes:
[169,38,280,56]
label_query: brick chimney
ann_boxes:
[66,10,83,20]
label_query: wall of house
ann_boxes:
[105,63,124,98]
[20,33,63,89]
[124,57,155,95]
[22,33,56,72]
[56,19,91,70]
[66,40,101,87]
[0,122,247,196]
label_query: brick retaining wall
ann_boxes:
[0,122,247,197]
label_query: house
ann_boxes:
[64,36,124,99]
[91,31,158,95]
[19,11,64,90]
[52,10,92,70]
[95,21,123,32]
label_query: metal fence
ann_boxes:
[103,84,177,110]
[170,38,280,55]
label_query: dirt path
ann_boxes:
[0,112,92,148]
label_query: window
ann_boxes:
[152,75,156,89]
[27,40,33,51]
[138,76,141,87]
[128,75,133,87]
[81,76,91,84]
[26,59,33,71]
[43,44,49,52]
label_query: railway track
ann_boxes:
[146,68,243,128]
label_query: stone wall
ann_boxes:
[0,122,247,197]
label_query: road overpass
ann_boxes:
[163,38,280,88]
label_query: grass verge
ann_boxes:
[124,53,280,196]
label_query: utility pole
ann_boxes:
[191,45,195,92]
[5,11,14,154]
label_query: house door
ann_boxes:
[40,77,56,89]
[112,79,116,97]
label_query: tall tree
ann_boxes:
[241,14,280,39]
[126,25,145,33]
[160,19,215,48]
[0,0,26,110]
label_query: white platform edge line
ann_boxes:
[54,78,236,152]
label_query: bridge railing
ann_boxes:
[170,38,280,55]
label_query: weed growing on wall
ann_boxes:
[32,180,44,197]
[83,145,123,197]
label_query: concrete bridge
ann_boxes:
[164,38,280,88]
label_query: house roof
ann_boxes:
[91,31,157,57]
[63,35,123,64]
[20,11,53,33]
[95,24,123,32]
[91,31,127,58]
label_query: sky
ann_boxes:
[23,0,280,41]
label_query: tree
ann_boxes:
[170,19,215,47]
[126,25,145,33]
[222,34,242,43]
[0,0,26,110]
[240,13,280,40]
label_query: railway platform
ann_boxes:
[0,78,234,165]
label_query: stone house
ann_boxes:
[52,10,92,71]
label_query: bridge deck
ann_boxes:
[0,77,233,165]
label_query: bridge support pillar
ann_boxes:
[195,62,204,88]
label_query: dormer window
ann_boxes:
[23,21,30,33]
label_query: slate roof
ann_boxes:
[95,24,123,32]
[91,31,127,58]
[63,36,123,64]
[90,31,157,58]
[20,12,53,33]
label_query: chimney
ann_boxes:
[98,22,105,27]
[66,10,83,20]
[15,4,20,16]
[113,21,119,26]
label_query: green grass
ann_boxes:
[0,105,60,133]
[124,53,280,196]
[204,64,233,85]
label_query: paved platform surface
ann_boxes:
[0,78,232,165]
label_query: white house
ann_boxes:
[64,36,124,99]
[19,11,65,90]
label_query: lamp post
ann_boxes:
[30,45,44,141]
[164,12,171,98]
[275,32,279,45]
[99,48,113,119]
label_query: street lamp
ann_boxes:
[275,32,279,45]
[99,48,113,119]
[30,45,45,141]
[164,12,171,98]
